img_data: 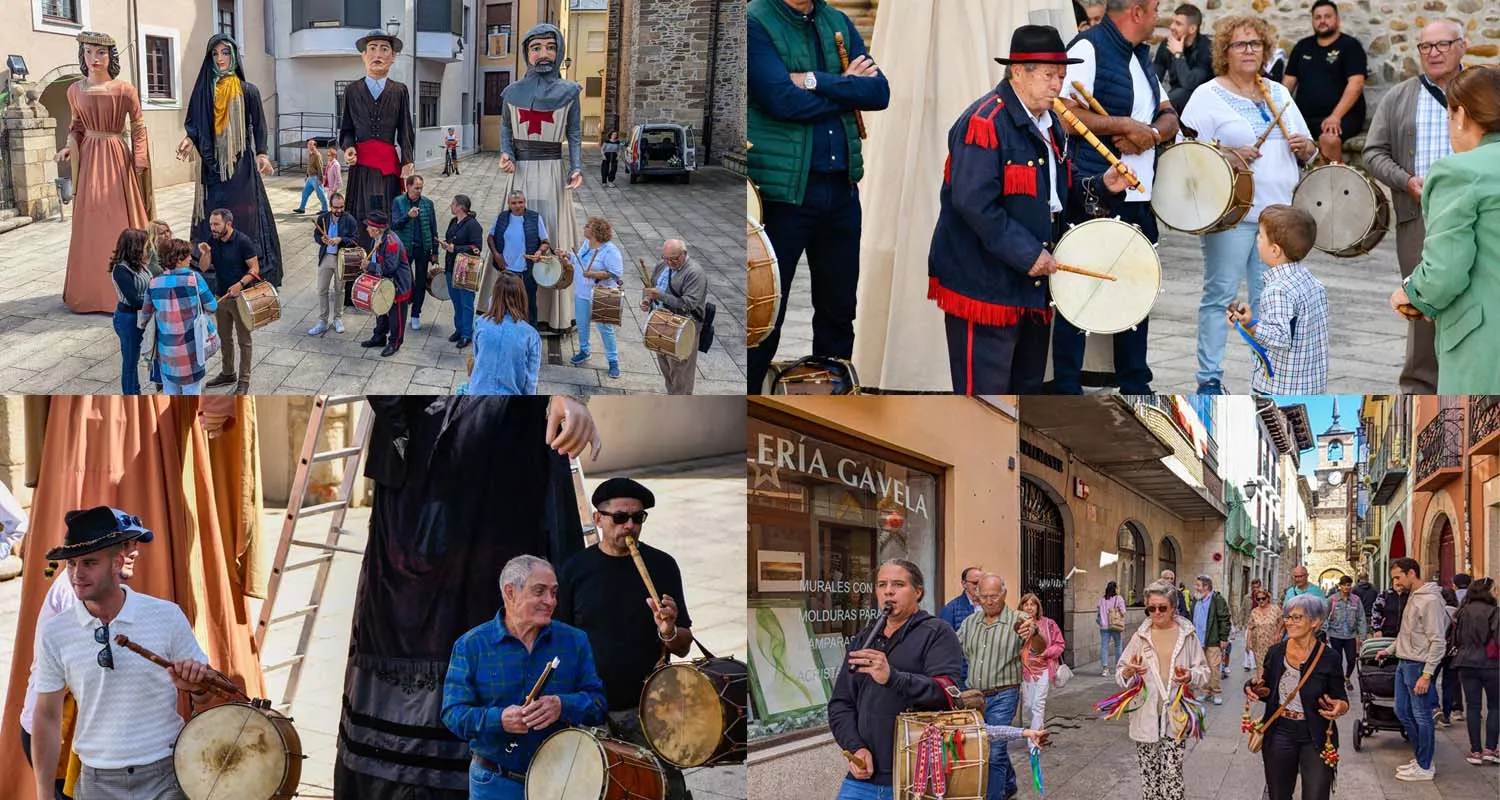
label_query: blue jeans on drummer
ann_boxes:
[986,687,1020,798]
[449,273,475,340]
[574,296,618,362]
[113,308,143,395]
[1394,658,1437,769]
[1197,219,1267,387]
[835,776,894,800]
[299,177,327,212]
[469,760,523,800]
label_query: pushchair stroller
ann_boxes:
[1352,636,1407,751]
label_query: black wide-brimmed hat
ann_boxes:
[355,30,404,54]
[995,25,1084,66]
[45,507,155,561]
[591,477,655,510]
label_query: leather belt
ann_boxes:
[980,684,1019,697]
[1282,710,1305,721]
[471,755,526,783]
[514,140,563,160]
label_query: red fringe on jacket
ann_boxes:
[928,278,1053,327]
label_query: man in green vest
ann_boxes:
[746,0,890,394]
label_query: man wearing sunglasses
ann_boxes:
[557,477,696,799]
[28,507,229,800]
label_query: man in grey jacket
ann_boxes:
[643,239,708,395]
[1377,556,1449,782]
[1360,20,1467,394]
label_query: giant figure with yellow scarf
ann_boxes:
[177,34,284,286]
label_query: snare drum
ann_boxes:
[427,263,450,301]
[592,285,624,326]
[339,246,367,283]
[235,281,282,331]
[1292,163,1391,257]
[534,254,573,290]
[893,710,989,800]
[1152,140,1255,235]
[640,657,748,768]
[644,309,697,361]
[174,703,304,800]
[351,273,394,315]
[453,252,482,293]
[747,219,780,349]
[526,728,665,800]
[1050,218,1162,334]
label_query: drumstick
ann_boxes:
[1057,264,1118,282]
[525,656,560,704]
[114,634,247,700]
[1256,77,1294,144]
[638,257,654,287]
[1069,81,1109,117]
[1253,98,1290,151]
[624,536,663,603]
[842,750,869,771]
[1051,98,1143,193]
[834,32,868,140]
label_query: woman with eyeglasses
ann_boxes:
[1451,577,1500,764]
[1243,593,1349,800]
[1177,15,1318,395]
[1387,64,1500,393]
[1114,580,1209,800]
[1245,589,1285,679]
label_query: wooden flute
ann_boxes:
[114,634,247,700]
[1256,77,1294,143]
[1069,81,1109,117]
[1051,98,1143,192]
[1252,97,1290,151]
[834,32,868,139]
[624,536,663,603]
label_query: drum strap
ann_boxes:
[1419,75,1447,107]
[655,634,719,669]
[913,725,950,799]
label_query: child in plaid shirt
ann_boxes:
[1227,205,1330,394]
[140,238,220,394]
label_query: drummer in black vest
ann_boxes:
[556,477,696,800]
[1053,0,1178,395]
[928,25,1130,394]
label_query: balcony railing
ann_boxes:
[1370,409,1408,505]
[1415,407,1464,490]
[1471,395,1500,453]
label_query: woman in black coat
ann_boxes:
[1452,577,1500,763]
[1244,593,1350,800]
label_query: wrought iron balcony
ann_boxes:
[1471,395,1500,455]
[1415,407,1464,492]
[1370,410,1408,505]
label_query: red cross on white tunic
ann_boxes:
[518,108,556,135]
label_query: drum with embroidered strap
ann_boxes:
[351,273,394,315]
[234,281,282,331]
[1151,140,1255,235]
[453,252,483,293]
[639,656,748,768]
[173,703,304,800]
[747,219,779,349]
[893,710,989,800]
[526,728,665,800]
[1049,217,1161,334]
[1291,163,1391,257]
[644,309,696,360]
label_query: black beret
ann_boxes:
[591,477,655,509]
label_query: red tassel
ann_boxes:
[1004,165,1038,197]
[929,278,1053,327]
[964,97,1003,150]
[943,154,953,185]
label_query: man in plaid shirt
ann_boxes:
[442,554,606,800]
[1228,205,1329,393]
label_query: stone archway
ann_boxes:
[1421,509,1457,587]
[1020,477,1066,626]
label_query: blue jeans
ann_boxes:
[449,273,475,339]
[113,309,143,395]
[299,177,327,212]
[575,295,618,362]
[1394,658,1437,769]
[161,376,201,395]
[468,760,523,800]
[1100,628,1122,672]
[834,776,894,800]
[985,687,1020,798]
[1196,219,1268,386]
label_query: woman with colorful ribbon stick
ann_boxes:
[1110,580,1209,800]
[1243,593,1349,799]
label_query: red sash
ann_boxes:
[356,140,400,177]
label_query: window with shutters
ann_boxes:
[584,77,602,98]
[217,0,236,39]
[485,2,512,57]
[420,81,441,128]
[145,36,173,100]
[41,0,79,23]
[587,30,605,52]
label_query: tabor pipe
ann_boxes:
[842,750,869,771]
[638,257,653,287]
[526,656,559,704]
[849,602,895,673]
[834,32,869,140]
[1256,77,1294,143]
[1057,264,1118,282]
[1051,98,1143,192]
[625,536,663,603]
[1253,98,1290,151]
[114,634,246,700]
[1070,81,1109,117]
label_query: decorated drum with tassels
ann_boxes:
[893,710,988,800]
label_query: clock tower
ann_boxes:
[1308,399,1356,586]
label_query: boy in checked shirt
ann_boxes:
[1228,205,1330,393]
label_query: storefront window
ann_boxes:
[747,418,939,742]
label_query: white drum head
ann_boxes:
[1050,218,1161,334]
[526,728,606,800]
[174,705,290,800]
[1292,165,1378,252]
[534,256,564,288]
[747,182,764,227]
[1151,141,1236,233]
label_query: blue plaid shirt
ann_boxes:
[1251,261,1329,394]
[442,614,607,772]
[1414,76,1452,180]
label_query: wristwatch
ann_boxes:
[803,72,818,91]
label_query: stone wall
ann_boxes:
[708,0,747,165]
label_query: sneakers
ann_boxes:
[1197,379,1226,395]
[1468,752,1486,766]
[308,321,327,336]
[1396,759,1419,775]
[608,361,620,379]
[205,373,237,389]
[1484,750,1500,764]
[1452,710,1464,722]
[411,316,421,330]
[570,351,591,365]
[333,319,344,334]
[1212,695,1223,706]
[1102,669,1110,677]
[292,207,306,214]
[1396,766,1435,781]
[1435,714,1452,728]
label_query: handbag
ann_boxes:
[1054,662,1074,689]
[194,273,221,364]
[1107,601,1126,632]
[1247,642,1324,753]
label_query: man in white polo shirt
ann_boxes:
[29,507,228,800]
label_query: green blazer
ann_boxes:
[1407,132,1500,393]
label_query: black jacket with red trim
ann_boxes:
[928,80,1074,326]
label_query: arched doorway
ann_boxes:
[1159,537,1179,584]
[1118,521,1148,606]
[1437,516,1455,588]
[33,64,83,155]
[1389,522,1406,560]
[1020,478,1066,625]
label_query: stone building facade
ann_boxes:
[603,0,745,166]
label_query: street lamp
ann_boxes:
[385,16,400,37]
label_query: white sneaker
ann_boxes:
[308,321,327,336]
[333,319,345,334]
[1396,759,1419,775]
[411,316,421,330]
[1395,766,1435,781]
[1212,696,1223,705]
[1102,669,1110,677]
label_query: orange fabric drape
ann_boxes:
[0,396,266,800]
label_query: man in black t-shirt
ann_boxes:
[556,477,695,800]
[198,208,262,394]
[1284,0,1367,163]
